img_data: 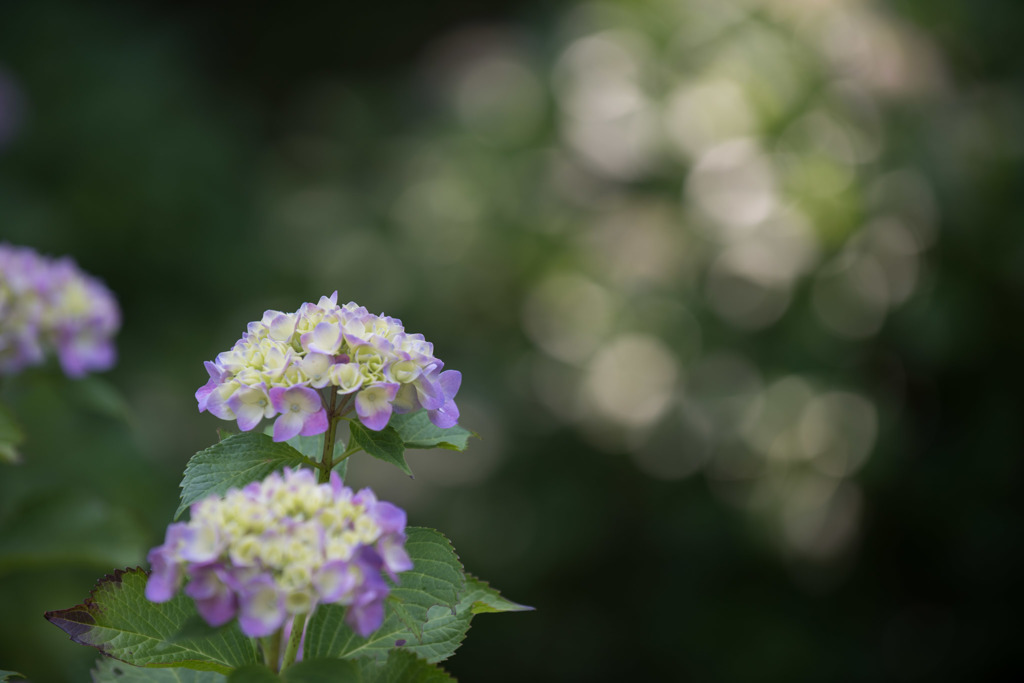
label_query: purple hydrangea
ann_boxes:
[0,243,120,377]
[145,467,413,639]
[196,293,461,439]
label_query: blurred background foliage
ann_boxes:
[1,0,1022,680]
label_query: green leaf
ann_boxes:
[358,573,532,664]
[387,605,469,665]
[303,527,464,662]
[226,665,279,683]
[333,457,349,482]
[0,671,27,682]
[280,434,324,461]
[388,412,475,452]
[176,433,314,519]
[45,568,258,673]
[92,657,227,682]
[168,615,241,644]
[460,575,533,615]
[303,531,530,665]
[281,659,360,683]
[386,575,531,664]
[0,493,149,575]
[347,423,411,476]
[0,402,25,465]
[356,651,454,683]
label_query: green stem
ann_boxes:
[261,630,282,670]
[318,390,340,484]
[317,392,361,483]
[280,612,308,671]
[336,446,360,465]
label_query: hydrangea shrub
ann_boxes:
[45,295,528,681]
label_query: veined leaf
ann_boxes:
[303,529,530,665]
[176,433,313,519]
[388,412,475,452]
[280,659,360,682]
[280,434,325,462]
[347,423,410,476]
[353,572,532,664]
[387,574,532,663]
[355,651,455,683]
[227,660,362,683]
[226,665,279,683]
[303,528,464,661]
[45,568,258,673]
[92,658,227,682]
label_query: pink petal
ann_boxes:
[273,411,305,442]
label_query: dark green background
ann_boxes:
[1,0,1022,680]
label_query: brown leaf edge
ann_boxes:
[44,567,141,653]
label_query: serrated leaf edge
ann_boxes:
[175,434,315,519]
[43,567,238,675]
[348,422,413,477]
[462,574,534,614]
[307,528,467,663]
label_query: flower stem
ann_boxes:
[261,630,282,670]
[318,390,340,484]
[335,445,361,465]
[318,393,360,483]
[280,613,307,671]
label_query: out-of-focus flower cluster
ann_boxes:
[146,467,413,638]
[196,292,461,441]
[0,243,120,378]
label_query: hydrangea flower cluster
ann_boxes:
[146,467,413,638]
[196,292,461,441]
[0,243,120,377]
